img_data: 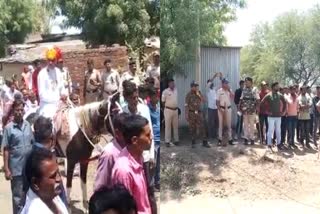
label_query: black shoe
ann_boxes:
[244,139,248,145]
[218,139,222,146]
[229,140,235,145]
[277,144,283,150]
[314,142,318,147]
[202,141,211,148]
[267,145,273,151]
[250,140,254,145]
[165,142,171,147]
[306,143,311,149]
[192,140,196,148]
[173,141,180,146]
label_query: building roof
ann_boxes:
[201,45,242,49]
[0,40,86,63]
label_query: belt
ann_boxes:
[220,106,231,109]
[165,106,178,110]
[189,110,201,114]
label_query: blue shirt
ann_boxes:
[2,120,34,176]
[148,103,160,143]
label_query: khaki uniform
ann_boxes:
[185,91,206,141]
[119,71,141,92]
[217,88,233,141]
[84,69,101,103]
[240,87,260,141]
[162,88,179,143]
[101,69,120,99]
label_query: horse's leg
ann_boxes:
[80,162,89,213]
[66,158,76,205]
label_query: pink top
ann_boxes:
[94,139,122,192]
[286,94,298,116]
[111,147,151,214]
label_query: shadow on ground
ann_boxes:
[160,127,320,203]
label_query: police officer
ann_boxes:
[217,79,234,146]
[185,81,210,148]
[239,77,260,145]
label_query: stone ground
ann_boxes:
[160,129,320,214]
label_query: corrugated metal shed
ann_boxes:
[175,46,241,127]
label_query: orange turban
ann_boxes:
[46,48,57,61]
[54,46,62,61]
[45,46,63,61]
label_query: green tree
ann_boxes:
[161,0,245,77]
[0,0,48,56]
[241,7,320,86]
[54,0,159,49]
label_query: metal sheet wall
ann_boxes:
[175,47,241,127]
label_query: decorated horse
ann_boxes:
[25,92,121,212]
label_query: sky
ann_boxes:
[224,0,320,47]
[51,15,81,35]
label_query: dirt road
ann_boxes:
[161,136,320,214]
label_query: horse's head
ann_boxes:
[96,91,122,136]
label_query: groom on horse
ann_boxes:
[37,46,68,120]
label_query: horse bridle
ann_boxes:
[97,91,122,137]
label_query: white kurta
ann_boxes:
[21,189,68,214]
[38,66,67,120]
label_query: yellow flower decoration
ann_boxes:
[46,48,57,61]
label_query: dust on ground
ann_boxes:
[160,129,320,213]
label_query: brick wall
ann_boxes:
[63,46,128,101]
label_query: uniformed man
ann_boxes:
[101,58,120,100]
[185,81,210,148]
[162,78,179,147]
[119,58,141,93]
[83,59,102,103]
[239,77,260,145]
[217,79,234,146]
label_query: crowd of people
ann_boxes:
[162,72,320,151]
[1,46,160,214]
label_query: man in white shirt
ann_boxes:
[120,59,141,92]
[38,48,67,120]
[161,78,179,146]
[206,72,222,140]
[57,58,72,96]
[2,80,21,116]
[101,58,120,100]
